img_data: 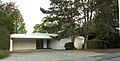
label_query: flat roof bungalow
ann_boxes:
[10,33,84,52]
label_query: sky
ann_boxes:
[1,0,120,33]
[2,0,51,34]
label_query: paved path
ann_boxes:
[0,50,120,61]
[65,53,120,61]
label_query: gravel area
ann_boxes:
[0,49,120,61]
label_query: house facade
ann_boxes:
[10,33,84,52]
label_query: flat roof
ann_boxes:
[10,33,58,39]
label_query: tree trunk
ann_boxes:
[71,35,75,42]
[83,35,88,49]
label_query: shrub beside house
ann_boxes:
[0,50,10,59]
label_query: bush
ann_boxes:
[106,33,120,48]
[64,42,76,50]
[87,40,104,49]
[0,50,10,59]
[0,26,10,50]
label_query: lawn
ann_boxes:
[0,50,10,59]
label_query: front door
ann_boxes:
[36,40,43,49]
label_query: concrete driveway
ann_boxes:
[0,49,120,61]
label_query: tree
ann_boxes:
[76,0,97,49]
[33,23,47,33]
[0,9,14,34]
[33,20,58,33]
[0,1,27,50]
[0,2,12,50]
[40,0,84,42]
[93,0,119,48]
[39,0,98,49]
[12,9,27,34]
[40,0,119,49]
[1,2,27,34]
[79,0,119,49]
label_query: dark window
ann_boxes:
[36,40,43,49]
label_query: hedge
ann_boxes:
[0,26,10,50]
[87,40,104,49]
[0,50,10,59]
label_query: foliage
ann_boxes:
[33,21,58,33]
[68,0,98,49]
[12,9,27,34]
[40,0,85,42]
[0,2,27,34]
[87,40,104,49]
[0,1,27,51]
[64,42,76,50]
[106,33,120,48]
[37,0,119,49]
[0,1,13,50]
[0,50,10,59]
[94,0,118,39]
[0,9,14,34]
[0,26,10,50]
[0,2,12,50]
[33,24,46,33]
[93,0,119,48]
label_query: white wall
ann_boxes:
[43,39,47,48]
[13,38,36,50]
[50,36,84,49]
[74,36,84,49]
[50,38,71,49]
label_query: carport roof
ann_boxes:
[10,33,58,39]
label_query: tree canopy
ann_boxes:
[93,0,119,48]
[40,0,85,42]
[0,1,27,50]
[33,20,58,33]
[34,0,119,49]
[0,2,27,34]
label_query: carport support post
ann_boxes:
[10,38,13,52]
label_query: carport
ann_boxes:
[10,33,58,51]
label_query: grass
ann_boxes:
[0,50,10,59]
